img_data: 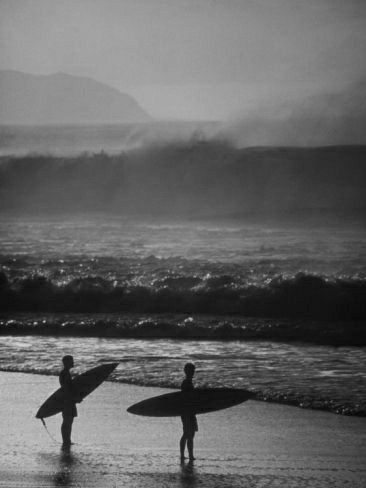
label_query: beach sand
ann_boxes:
[0,371,365,487]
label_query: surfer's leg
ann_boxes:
[187,435,195,460]
[180,434,187,459]
[61,419,68,444]
[181,413,197,460]
[61,415,74,446]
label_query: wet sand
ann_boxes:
[0,371,365,487]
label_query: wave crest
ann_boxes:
[1,271,365,321]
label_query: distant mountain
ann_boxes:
[225,78,366,146]
[0,70,151,124]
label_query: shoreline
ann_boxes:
[0,331,365,418]
[1,371,365,487]
[0,366,365,418]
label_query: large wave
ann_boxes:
[1,271,365,324]
[1,142,365,219]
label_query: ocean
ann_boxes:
[1,215,365,416]
[0,125,365,417]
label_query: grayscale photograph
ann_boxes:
[0,1,365,486]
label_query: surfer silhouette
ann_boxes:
[180,363,198,461]
[59,355,78,448]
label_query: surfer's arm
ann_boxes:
[60,371,81,402]
[181,378,194,391]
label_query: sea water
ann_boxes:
[0,215,365,415]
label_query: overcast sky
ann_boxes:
[1,0,365,119]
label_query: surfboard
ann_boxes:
[127,388,254,417]
[36,362,118,419]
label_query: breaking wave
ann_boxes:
[1,143,365,219]
[1,271,365,323]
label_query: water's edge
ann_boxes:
[1,334,364,417]
[0,367,363,418]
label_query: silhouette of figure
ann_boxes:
[180,363,198,461]
[59,355,77,449]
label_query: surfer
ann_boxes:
[59,355,78,449]
[180,362,198,461]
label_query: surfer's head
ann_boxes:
[184,362,195,378]
[62,355,74,369]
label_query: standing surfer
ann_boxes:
[59,355,78,449]
[180,362,198,461]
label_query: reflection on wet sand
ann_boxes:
[180,460,197,487]
[53,449,75,487]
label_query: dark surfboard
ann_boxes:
[127,388,254,417]
[36,363,118,419]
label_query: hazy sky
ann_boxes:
[1,0,365,119]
